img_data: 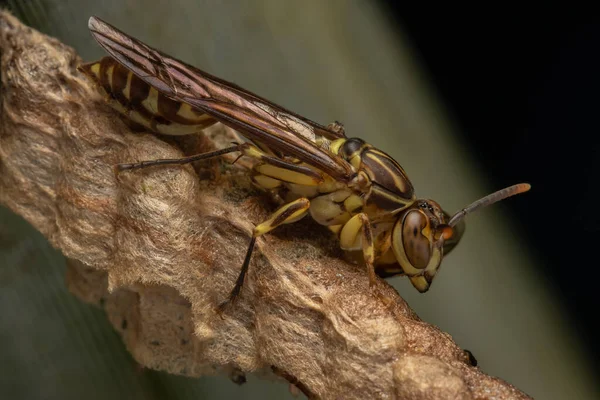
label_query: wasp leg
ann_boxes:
[116,141,324,187]
[218,197,311,312]
[245,145,323,186]
[339,213,376,287]
[115,143,252,172]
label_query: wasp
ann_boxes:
[79,16,530,309]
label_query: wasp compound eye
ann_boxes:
[402,210,432,270]
[392,210,432,276]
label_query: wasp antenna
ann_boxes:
[448,183,531,228]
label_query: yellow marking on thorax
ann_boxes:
[329,138,346,155]
[365,150,411,194]
[348,154,362,170]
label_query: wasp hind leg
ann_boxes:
[114,143,253,172]
[217,197,311,312]
[339,213,377,288]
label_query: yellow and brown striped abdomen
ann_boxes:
[78,57,216,135]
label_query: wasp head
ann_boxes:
[391,199,455,292]
[389,183,530,292]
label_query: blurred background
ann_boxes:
[1,1,598,399]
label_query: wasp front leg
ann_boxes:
[218,197,311,312]
[339,213,377,288]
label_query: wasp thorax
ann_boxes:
[339,138,415,213]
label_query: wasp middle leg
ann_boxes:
[114,141,324,311]
[218,197,311,312]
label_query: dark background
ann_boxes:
[380,5,600,372]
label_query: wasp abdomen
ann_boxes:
[78,57,216,135]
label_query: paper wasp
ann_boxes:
[79,16,530,309]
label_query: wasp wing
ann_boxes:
[88,16,354,182]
